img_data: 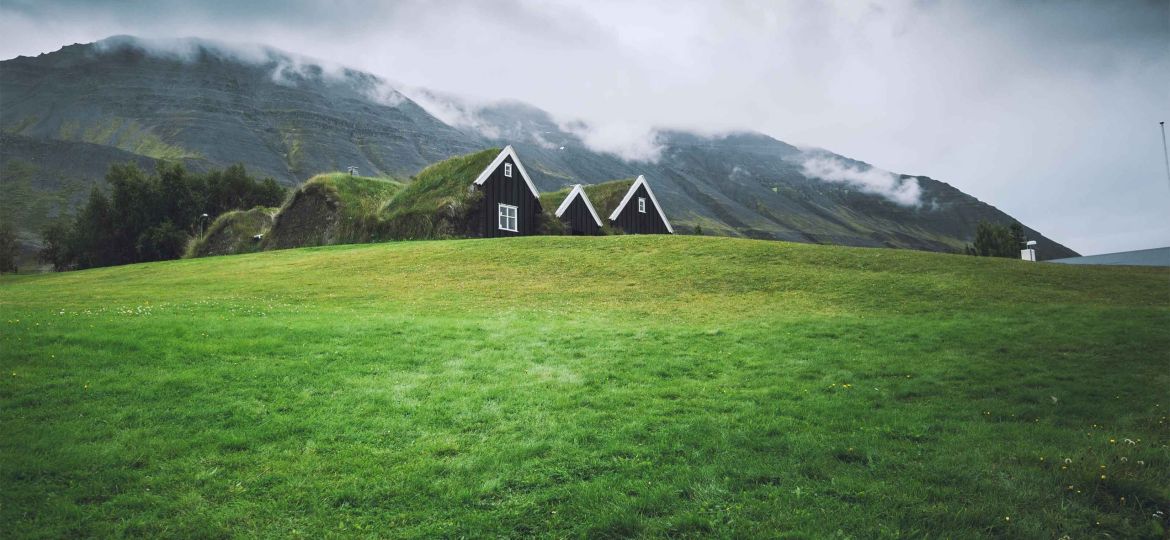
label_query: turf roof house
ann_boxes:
[607,175,674,234]
[554,184,604,235]
[470,146,544,237]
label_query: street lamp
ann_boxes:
[198,213,209,239]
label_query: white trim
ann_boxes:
[554,184,603,227]
[504,163,513,177]
[607,175,674,233]
[472,145,540,199]
[498,203,518,232]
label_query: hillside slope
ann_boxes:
[0,36,1078,259]
[0,236,1164,537]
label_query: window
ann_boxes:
[498,203,518,232]
[504,163,513,178]
[638,197,646,213]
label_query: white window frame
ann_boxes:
[498,203,518,232]
[638,197,646,213]
[504,163,513,178]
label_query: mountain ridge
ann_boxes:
[0,36,1079,259]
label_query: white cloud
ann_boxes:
[800,155,922,206]
[396,88,501,140]
[559,120,665,163]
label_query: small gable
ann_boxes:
[608,175,673,234]
[554,184,603,235]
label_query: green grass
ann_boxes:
[1,236,1168,538]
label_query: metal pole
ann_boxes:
[1161,121,1170,189]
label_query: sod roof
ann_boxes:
[540,178,635,221]
[381,148,500,221]
[303,172,405,221]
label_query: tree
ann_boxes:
[0,220,18,273]
[136,220,188,261]
[973,221,1018,258]
[693,223,703,235]
[39,218,74,271]
[73,186,116,268]
[39,162,287,271]
[1009,222,1026,250]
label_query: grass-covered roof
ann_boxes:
[264,172,404,249]
[540,178,635,219]
[302,172,405,221]
[185,206,276,258]
[381,148,499,221]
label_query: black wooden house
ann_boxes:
[554,184,603,235]
[471,146,543,237]
[608,175,673,234]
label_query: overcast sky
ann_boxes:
[2,0,1167,254]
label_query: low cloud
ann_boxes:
[558,120,664,163]
[93,35,363,90]
[800,155,923,206]
[397,88,502,140]
[93,35,267,64]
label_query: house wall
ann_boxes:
[611,183,671,234]
[560,195,601,236]
[473,155,542,238]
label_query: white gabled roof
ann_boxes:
[607,175,674,233]
[554,184,603,227]
[472,145,540,199]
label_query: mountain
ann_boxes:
[0,36,1078,259]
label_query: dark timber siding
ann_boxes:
[611,184,671,234]
[472,155,542,238]
[560,194,601,236]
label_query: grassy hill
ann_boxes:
[1,236,1166,537]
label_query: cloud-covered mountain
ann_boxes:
[0,36,1078,258]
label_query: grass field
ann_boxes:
[1,236,1168,538]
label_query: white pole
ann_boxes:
[1161,121,1170,190]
